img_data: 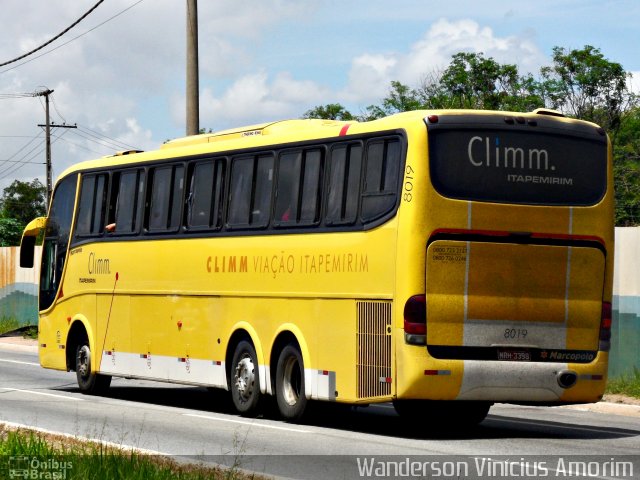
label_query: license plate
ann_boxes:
[497,349,531,361]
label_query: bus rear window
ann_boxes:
[427,120,607,206]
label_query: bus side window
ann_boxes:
[227,155,273,229]
[75,173,108,237]
[361,138,400,222]
[275,149,322,226]
[148,165,184,232]
[252,155,274,226]
[187,159,224,230]
[326,143,362,225]
[113,169,145,234]
[275,151,301,223]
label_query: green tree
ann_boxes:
[540,45,633,134]
[1,179,47,226]
[428,52,544,111]
[301,46,640,225]
[613,106,640,225]
[358,81,422,121]
[0,217,23,246]
[302,103,355,120]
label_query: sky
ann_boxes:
[1,0,639,191]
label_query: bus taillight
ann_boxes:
[404,295,426,345]
[599,301,612,352]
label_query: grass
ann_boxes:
[0,316,20,335]
[606,368,640,399]
[0,426,260,480]
[0,316,38,339]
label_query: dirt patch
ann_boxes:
[602,394,640,406]
[0,336,38,346]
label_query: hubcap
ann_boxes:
[234,354,255,401]
[282,355,301,406]
[78,345,91,378]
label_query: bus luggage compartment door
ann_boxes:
[425,239,605,359]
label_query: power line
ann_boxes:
[0,135,41,139]
[50,95,68,124]
[0,129,70,181]
[54,133,107,157]
[71,129,123,151]
[75,125,139,151]
[0,92,40,99]
[0,138,46,178]
[0,0,147,74]
[0,1,105,68]
[0,135,45,171]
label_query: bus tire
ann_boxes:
[275,344,307,421]
[75,341,111,394]
[230,340,261,416]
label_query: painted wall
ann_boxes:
[0,246,41,326]
[612,227,640,379]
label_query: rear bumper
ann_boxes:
[396,341,608,403]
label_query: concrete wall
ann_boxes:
[0,246,41,326]
[612,227,640,379]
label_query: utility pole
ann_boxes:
[36,89,76,204]
[186,0,200,136]
[42,89,53,204]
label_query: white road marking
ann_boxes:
[0,358,40,366]
[183,413,310,433]
[0,387,84,401]
[489,415,638,437]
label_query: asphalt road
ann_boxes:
[1,342,639,479]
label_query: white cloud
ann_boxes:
[0,0,307,188]
[195,17,549,129]
[342,18,547,104]
[197,71,329,130]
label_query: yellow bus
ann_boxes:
[20,109,613,425]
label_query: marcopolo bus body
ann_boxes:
[20,109,613,424]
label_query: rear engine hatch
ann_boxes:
[426,239,604,361]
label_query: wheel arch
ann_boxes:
[225,322,266,392]
[65,316,95,372]
[270,324,312,399]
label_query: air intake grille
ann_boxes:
[357,301,392,399]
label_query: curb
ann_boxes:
[558,401,640,417]
[0,337,38,353]
[0,342,38,353]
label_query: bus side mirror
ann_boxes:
[19,217,46,268]
[20,236,36,268]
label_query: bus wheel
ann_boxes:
[275,344,307,421]
[230,340,261,416]
[75,341,111,394]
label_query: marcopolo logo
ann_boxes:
[549,351,595,362]
[467,136,553,171]
[540,350,596,362]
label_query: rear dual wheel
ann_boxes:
[229,340,308,421]
[275,344,307,421]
